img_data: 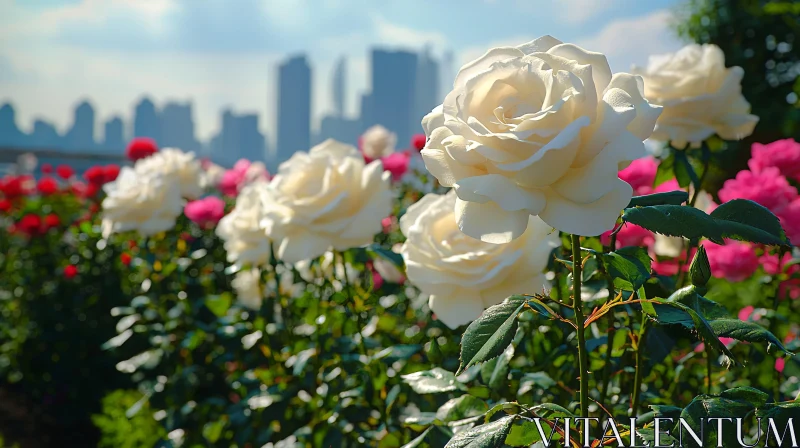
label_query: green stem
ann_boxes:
[631,319,648,417]
[705,344,713,395]
[571,234,589,420]
[338,251,368,358]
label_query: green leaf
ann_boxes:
[650,405,683,419]
[710,199,788,244]
[675,390,760,448]
[401,428,432,448]
[436,395,488,423]
[368,244,405,268]
[459,296,525,374]
[623,205,721,243]
[528,403,575,419]
[480,344,514,389]
[642,301,738,364]
[627,190,689,208]
[601,246,652,290]
[688,245,711,287]
[708,319,794,354]
[444,415,515,448]
[402,368,463,394]
[666,286,729,320]
[718,386,769,408]
[505,419,544,446]
[202,419,226,443]
[402,413,439,431]
[654,153,675,187]
[205,294,231,317]
[523,296,561,321]
[674,150,700,189]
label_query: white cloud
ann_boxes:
[575,9,685,72]
[557,0,614,25]
[372,13,447,51]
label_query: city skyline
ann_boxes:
[1,0,685,150]
[0,46,445,169]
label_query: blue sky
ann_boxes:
[0,0,685,146]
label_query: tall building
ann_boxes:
[103,116,125,151]
[209,109,266,166]
[367,49,418,146]
[276,55,311,167]
[30,119,61,148]
[441,50,455,98]
[133,97,161,143]
[332,57,346,117]
[315,116,360,147]
[64,100,96,150]
[0,103,26,147]
[358,92,373,132]
[414,46,440,135]
[161,101,199,152]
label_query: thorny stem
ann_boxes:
[631,318,648,417]
[571,234,589,421]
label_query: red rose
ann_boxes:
[1,175,33,198]
[18,214,42,235]
[83,166,106,185]
[411,134,427,151]
[0,199,11,213]
[103,164,121,183]
[126,137,158,161]
[63,265,78,279]
[56,164,74,180]
[37,176,59,195]
[41,163,53,174]
[44,214,60,229]
[120,253,132,266]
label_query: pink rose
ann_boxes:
[219,159,269,197]
[738,305,755,321]
[653,178,680,193]
[600,223,654,249]
[381,151,410,182]
[652,247,695,276]
[748,138,800,183]
[184,196,226,228]
[719,168,798,214]
[778,199,800,245]
[703,240,759,282]
[619,157,658,195]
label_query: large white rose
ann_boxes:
[260,139,393,264]
[400,190,559,328]
[632,44,758,148]
[101,167,184,238]
[231,268,263,311]
[421,35,662,241]
[216,182,272,268]
[360,125,397,160]
[134,148,204,199]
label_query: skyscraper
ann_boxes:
[441,50,455,98]
[276,55,311,167]
[64,100,96,150]
[103,116,125,151]
[133,97,161,143]
[209,109,266,167]
[30,119,61,148]
[367,49,418,147]
[414,46,440,134]
[161,101,199,152]
[332,57,346,118]
[0,103,26,147]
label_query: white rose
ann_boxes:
[400,190,559,328]
[632,44,758,148]
[216,182,272,268]
[231,268,263,311]
[134,148,204,199]
[260,139,393,264]
[101,167,184,238]
[200,161,225,189]
[360,125,397,160]
[421,35,661,242]
[372,257,406,284]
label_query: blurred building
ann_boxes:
[332,57,346,118]
[103,116,125,151]
[315,56,360,146]
[161,101,199,152]
[133,97,161,143]
[209,109,266,166]
[64,101,96,151]
[0,103,27,147]
[30,119,61,148]
[276,55,311,168]
[441,50,455,97]
[366,49,418,147]
[414,46,440,136]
